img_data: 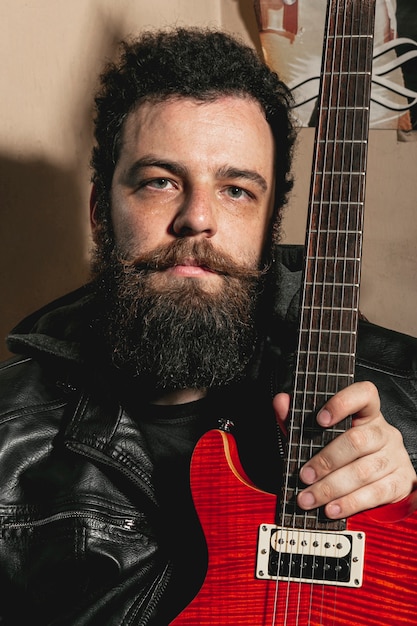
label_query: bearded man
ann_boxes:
[0,28,416,626]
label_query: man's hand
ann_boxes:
[273,381,417,519]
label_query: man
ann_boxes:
[0,28,416,625]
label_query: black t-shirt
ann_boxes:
[137,397,220,620]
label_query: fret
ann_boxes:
[309,230,362,237]
[314,171,365,176]
[323,40,374,75]
[286,456,331,465]
[302,294,359,312]
[297,332,356,356]
[317,108,371,139]
[312,177,366,199]
[305,282,360,287]
[322,74,371,78]
[323,98,370,112]
[304,306,357,311]
[296,346,356,357]
[318,145,368,176]
[322,104,370,113]
[292,386,354,400]
[303,284,359,303]
[295,347,356,359]
[295,371,355,378]
[305,259,359,284]
[282,513,330,523]
[307,227,362,238]
[292,373,354,382]
[318,139,367,144]
[294,364,355,376]
[281,515,346,532]
[288,425,346,436]
[324,41,373,61]
[319,100,370,114]
[318,113,370,130]
[300,312,359,337]
[319,107,369,116]
[296,360,356,375]
[310,207,364,212]
[326,35,373,40]
[298,350,355,357]
[307,231,361,246]
[309,205,363,230]
[294,373,355,383]
[306,257,361,262]
[299,329,356,335]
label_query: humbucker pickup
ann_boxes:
[256,525,365,588]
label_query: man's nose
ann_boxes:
[171,188,217,238]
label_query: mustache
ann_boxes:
[120,239,268,280]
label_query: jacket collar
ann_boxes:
[63,388,158,506]
[7,284,97,364]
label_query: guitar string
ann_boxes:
[332,0,362,621]
[314,0,346,623]
[327,1,357,623]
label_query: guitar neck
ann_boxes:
[281,0,376,530]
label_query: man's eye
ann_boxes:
[146,178,172,190]
[226,186,250,199]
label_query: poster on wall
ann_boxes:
[254,0,417,134]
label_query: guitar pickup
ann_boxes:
[256,525,365,588]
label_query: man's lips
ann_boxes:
[164,262,217,277]
[126,246,264,280]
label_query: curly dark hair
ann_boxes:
[91,27,297,244]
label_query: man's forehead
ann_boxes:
[118,95,274,169]
[123,93,268,135]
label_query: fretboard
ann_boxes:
[281,0,376,530]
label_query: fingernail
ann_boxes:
[317,408,332,426]
[300,465,316,484]
[298,490,316,509]
[326,503,342,518]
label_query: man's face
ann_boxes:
[100,95,276,286]
[91,96,277,394]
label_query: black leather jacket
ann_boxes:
[1,246,417,625]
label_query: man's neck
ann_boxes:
[151,387,207,406]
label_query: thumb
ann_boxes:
[272,392,291,436]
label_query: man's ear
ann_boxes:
[89,184,100,240]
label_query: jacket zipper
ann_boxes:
[130,561,173,626]
[65,439,158,507]
[2,510,141,531]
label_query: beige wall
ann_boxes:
[1,0,416,361]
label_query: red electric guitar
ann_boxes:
[171,1,417,624]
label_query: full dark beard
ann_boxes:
[92,238,266,392]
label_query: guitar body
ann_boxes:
[171,429,417,625]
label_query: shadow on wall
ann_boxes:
[0,155,90,362]
[0,11,130,362]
